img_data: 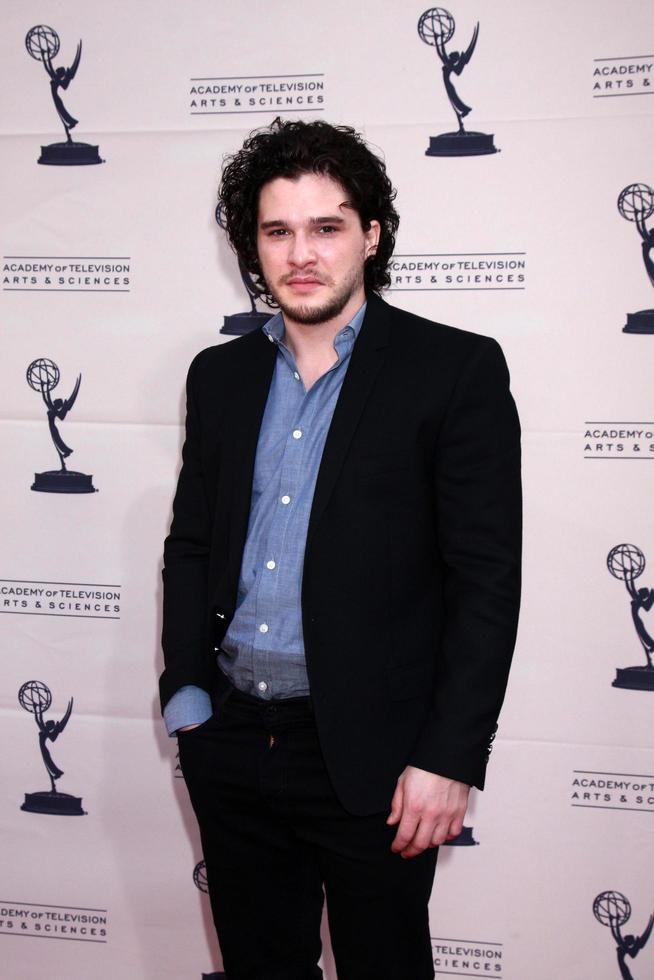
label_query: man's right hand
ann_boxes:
[177,724,202,733]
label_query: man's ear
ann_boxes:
[365,219,381,256]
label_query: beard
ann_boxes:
[269,263,365,326]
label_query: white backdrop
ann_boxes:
[2,1,654,977]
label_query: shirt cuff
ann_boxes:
[163,685,213,736]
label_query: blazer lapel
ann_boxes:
[307,295,391,543]
[225,331,277,589]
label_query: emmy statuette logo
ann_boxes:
[215,203,273,336]
[19,680,86,815]
[193,861,227,979]
[607,544,654,690]
[418,7,497,157]
[594,891,654,980]
[27,358,97,494]
[25,25,103,166]
[617,183,654,334]
[193,860,209,894]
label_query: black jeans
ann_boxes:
[178,686,437,980]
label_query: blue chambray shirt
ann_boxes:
[164,302,366,735]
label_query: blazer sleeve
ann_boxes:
[407,336,522,789]
[159,352,215,711]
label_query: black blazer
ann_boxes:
[160,293,521,815]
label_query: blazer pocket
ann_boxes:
[177,710,219,737]
[387,660,433,701]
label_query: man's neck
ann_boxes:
[281,290,365,360]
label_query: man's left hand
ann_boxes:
[387,766,470,858]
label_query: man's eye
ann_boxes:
[268,228,288,236]
[318,225,338,234]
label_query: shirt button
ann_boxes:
[259,623,269,633]
[292,429,302,440]
[281,494,291,505]
[266,560,276,570]
[293,371,300,381]
[257,681,268,692]
[267,333,274,343]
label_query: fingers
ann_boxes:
[399,823,443,857]
[398,816,440,858]
[388,769,471,858]
[443,814,465,842]
[390,808,420,854]
[400,809,466,858]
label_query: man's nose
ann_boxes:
[288,232,316,267]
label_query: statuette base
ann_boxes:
[31,470,97,494]
[21,790,86,815]
[443,825,479,846]
[426,131,498,157]
[623,310,654,334]
[38,141,104,166]
[613,666,654,691]
[220,311,273,336]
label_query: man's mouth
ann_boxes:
[284,276,324,291]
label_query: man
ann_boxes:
[160,118,521,980]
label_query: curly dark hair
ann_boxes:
[218,118,399,305]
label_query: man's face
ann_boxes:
[256,172,380,326]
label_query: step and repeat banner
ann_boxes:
[1,1,653,978]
